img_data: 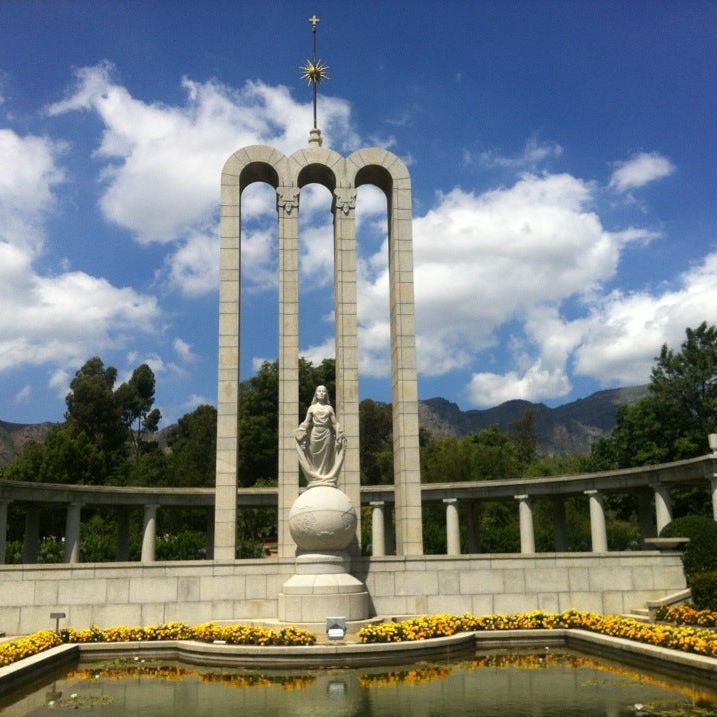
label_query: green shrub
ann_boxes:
[660,515,717,581]
[690,570,717,610]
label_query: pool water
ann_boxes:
[2,650,716,716]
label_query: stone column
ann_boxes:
[514,494,535,554]
[584,490,608,553]
[22,504,40,563]
[444,498,460,555]
[709,475,717,522]
[0,500,9,564]
[277,186,301,558]
[115,506,130,561]
[653,483,673,534]
[370,501,386,557]
[552,497,568,552]
[214,169,242,560]
[388,173,423,556]
[384,503,395,555]
[63,501,83,564]
[141,503,159,562]
[637,490,656,540]
[206,509,215,560]
[466,501,481,553]
[333,187,361,548]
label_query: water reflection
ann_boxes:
[3,650,717,716]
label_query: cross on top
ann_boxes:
[309,15,320,30]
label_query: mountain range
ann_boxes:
[0,385,648,468]
[418,385,648,454]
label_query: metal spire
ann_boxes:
[300,15,329,134]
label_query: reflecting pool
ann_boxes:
[3,650,717,716]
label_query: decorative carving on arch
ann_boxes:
[277,187,300,215]
[333,188,357,216]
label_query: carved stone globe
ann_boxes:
[288,485,357,551]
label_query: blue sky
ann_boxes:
[1,1,716,426]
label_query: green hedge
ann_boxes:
[690,570,717,610]
[660,515,717,581]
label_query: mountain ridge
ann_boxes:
[0,385,648,467]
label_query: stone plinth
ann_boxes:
[278,551,369,622]
[280,486,370,623]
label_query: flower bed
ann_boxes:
[655,604,717,628]
[357,610,717,659]
[0,621,316,668]
[5,611,717,670]
[0,630,62,667]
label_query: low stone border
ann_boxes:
[0,644,78,697]
[1,629,716,699]
[76,631,477,668]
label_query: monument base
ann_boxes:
[277,550,370,623]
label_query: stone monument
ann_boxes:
[213,16,423,624]
[277,385,369,622]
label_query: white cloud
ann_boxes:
[355,172,655,386]
[48,368,70,399]
[609,152,675,192]
[162,228,220,297]
[183,393,213,410]
[472,136,563,169]
[0,125,161,375]
[466,251,717,405]
[0,128,65,253]
[573,252,717,385]
[48,63,360,247]
[300,338,335,367]
[14,385,32,404]
[173,337,197,363]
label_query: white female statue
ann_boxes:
[294,385,346,488]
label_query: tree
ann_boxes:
[166,404,217,487]
[509,409,538,467]
[359,399,393,484]
[115,363,162,464]
[7,356,163,486]
[5,425,107,485]
[236,357,336,486]
[65,356,126,463]
[591,323,717,468]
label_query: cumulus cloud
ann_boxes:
[609,151,675,192]
[466,250,717,405]
[300,338,336,367]
[173,337,198,363]
[0,128,65,253]
[0,125,161,375]
[48,63,362,297]
[573,252,717,384]
[355,172,656,388]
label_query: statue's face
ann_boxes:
[316,386,327,401]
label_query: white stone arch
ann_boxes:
[215,143,422,560]
[345,148,422,556]
[215,146,290,560]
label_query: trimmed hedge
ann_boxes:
[690,570,717,611]
[660,515,717,580]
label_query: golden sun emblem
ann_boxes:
[300,59,329,85]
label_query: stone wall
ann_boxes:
[0,552,686,635]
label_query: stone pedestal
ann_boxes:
[278,551,369,622]
[278,485,369,624]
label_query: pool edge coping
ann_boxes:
[1,629,716,696]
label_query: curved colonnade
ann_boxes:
[1,451,715,565]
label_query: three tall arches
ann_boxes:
[215,145,423,559]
